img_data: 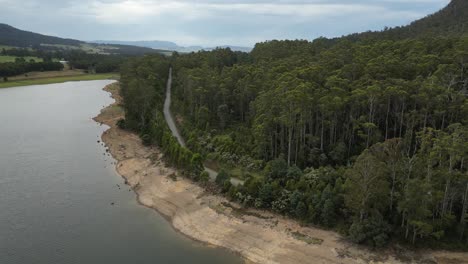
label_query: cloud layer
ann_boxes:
[0,0,450,46]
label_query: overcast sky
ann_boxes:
[0,0,450,47]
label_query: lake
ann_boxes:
[0,81,242,264]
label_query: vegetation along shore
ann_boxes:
[96,78,467,264]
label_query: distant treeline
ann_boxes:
[0,61,64,78]
[0,48,130,78]
[64,51,126,73]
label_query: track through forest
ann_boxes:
[163,68,243,186]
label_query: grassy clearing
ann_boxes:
[221,202,273,220]
[0,73,118,88]
[100,104,123,117]
[204,159,262,181]
[40,43,79,50]
[0,55,43,63]
[291,231,323,245]
[227,166,262,180]
[8,69,85,80]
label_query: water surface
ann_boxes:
[0,81,242,264]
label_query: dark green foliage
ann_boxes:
[64,51,125,73]
[258,183,275,208]
[215,169,230,186]
[265,157,288,180]
[119,54,203,176]
[167,36,468,248]
[119,1,468,249]
[0,23,82,47]
[199,171,210,183]
[0,61,64,78]
[345,0,468,42]
[141,134,151,146]
[349,216,391,248]
[116,118,126,129]
[0,24,163,56]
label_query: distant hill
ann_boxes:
[397,0,468,37]
[0,24,165,55]
[345,0,468,41]
[0,23,83,47]
[94,40,253,53]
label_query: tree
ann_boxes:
[345,149,389,222]
[320,184,337,227]
[348,216,391,247]
[215,169,230,186]
[370,138,403,212]
[199,171,210,184]
[264,157,288,180]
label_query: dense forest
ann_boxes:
[118,1,468,250]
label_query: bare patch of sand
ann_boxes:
[94,82,468,264]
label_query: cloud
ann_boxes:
[65,0,423,24]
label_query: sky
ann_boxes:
[0,0,451,47]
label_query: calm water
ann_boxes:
[0,81,242,264]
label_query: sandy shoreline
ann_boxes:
[94,82,468,264]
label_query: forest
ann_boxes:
[0,48,131,80]
[117,2,468,250]
[0,60,64,79]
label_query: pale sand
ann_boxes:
[94,82,468,264]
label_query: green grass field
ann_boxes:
[0,55,43,63]
[0,73,118,88]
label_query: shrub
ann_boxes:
[117,118,126,129]
[348,217,391,248]
[141,134,151,146]
[215,169,230,186]
[199,171,210,183]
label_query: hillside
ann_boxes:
[0,24,164,55]
[346,0,468,41]
[0,23,83,47]
[403,0,468,36]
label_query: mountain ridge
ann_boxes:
[0,24,166,55]
[0,23,83,47]
[344,0,468,41]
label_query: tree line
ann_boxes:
[0,61,64,79]
[0,48,130,81]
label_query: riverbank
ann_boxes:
[0,72,118,88]
[95,82,468,264]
